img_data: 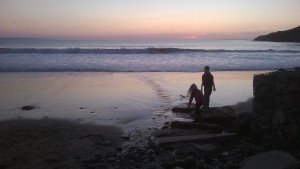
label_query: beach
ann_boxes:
[0,71,262,128]
[0,71,266,168]
[1,0,300,167]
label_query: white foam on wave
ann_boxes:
[1,47,300,54]
[0,51,299,72]
[1,40,300,72]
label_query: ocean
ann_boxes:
[0,39,299,72]
[0,38,299,133]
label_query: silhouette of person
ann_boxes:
[187,84,204,122]
[201,66,216,107]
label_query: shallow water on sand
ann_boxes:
[0,71,266,132]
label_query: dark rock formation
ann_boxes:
[171,103,194,113]
[171,104,237,128]
[232,112,252,135]
[252,68,300,150]
[201,107,237,128]
[254,26,300,42]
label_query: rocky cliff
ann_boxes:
[254,26,300,42]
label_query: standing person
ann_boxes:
[187,84,204,122]
[201,66,216,107]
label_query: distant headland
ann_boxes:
[254,26,300,42]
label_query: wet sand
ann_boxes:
[0,71,265,144]
[0,71,265,124]
[0,71,267,135]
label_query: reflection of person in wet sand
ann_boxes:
[201,66,216,107]
[187,84,204,122]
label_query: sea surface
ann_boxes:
[1,39,299,134]
[0,39,299,72]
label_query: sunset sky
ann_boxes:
[0,0,299,40]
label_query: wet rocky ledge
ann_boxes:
[90,105,300,169]
[1,104,299,169]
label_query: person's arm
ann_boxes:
[212,79,216,91]
[201,74,204,91]
[188,94,193,109]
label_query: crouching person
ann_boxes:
[187,84,204,122]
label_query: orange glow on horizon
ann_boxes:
[0,0,299,40]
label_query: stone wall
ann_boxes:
[252,68,300,150]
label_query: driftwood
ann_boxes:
[155,133,236,145]
[171,121,223,133]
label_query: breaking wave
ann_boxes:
[1,47,299,54]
